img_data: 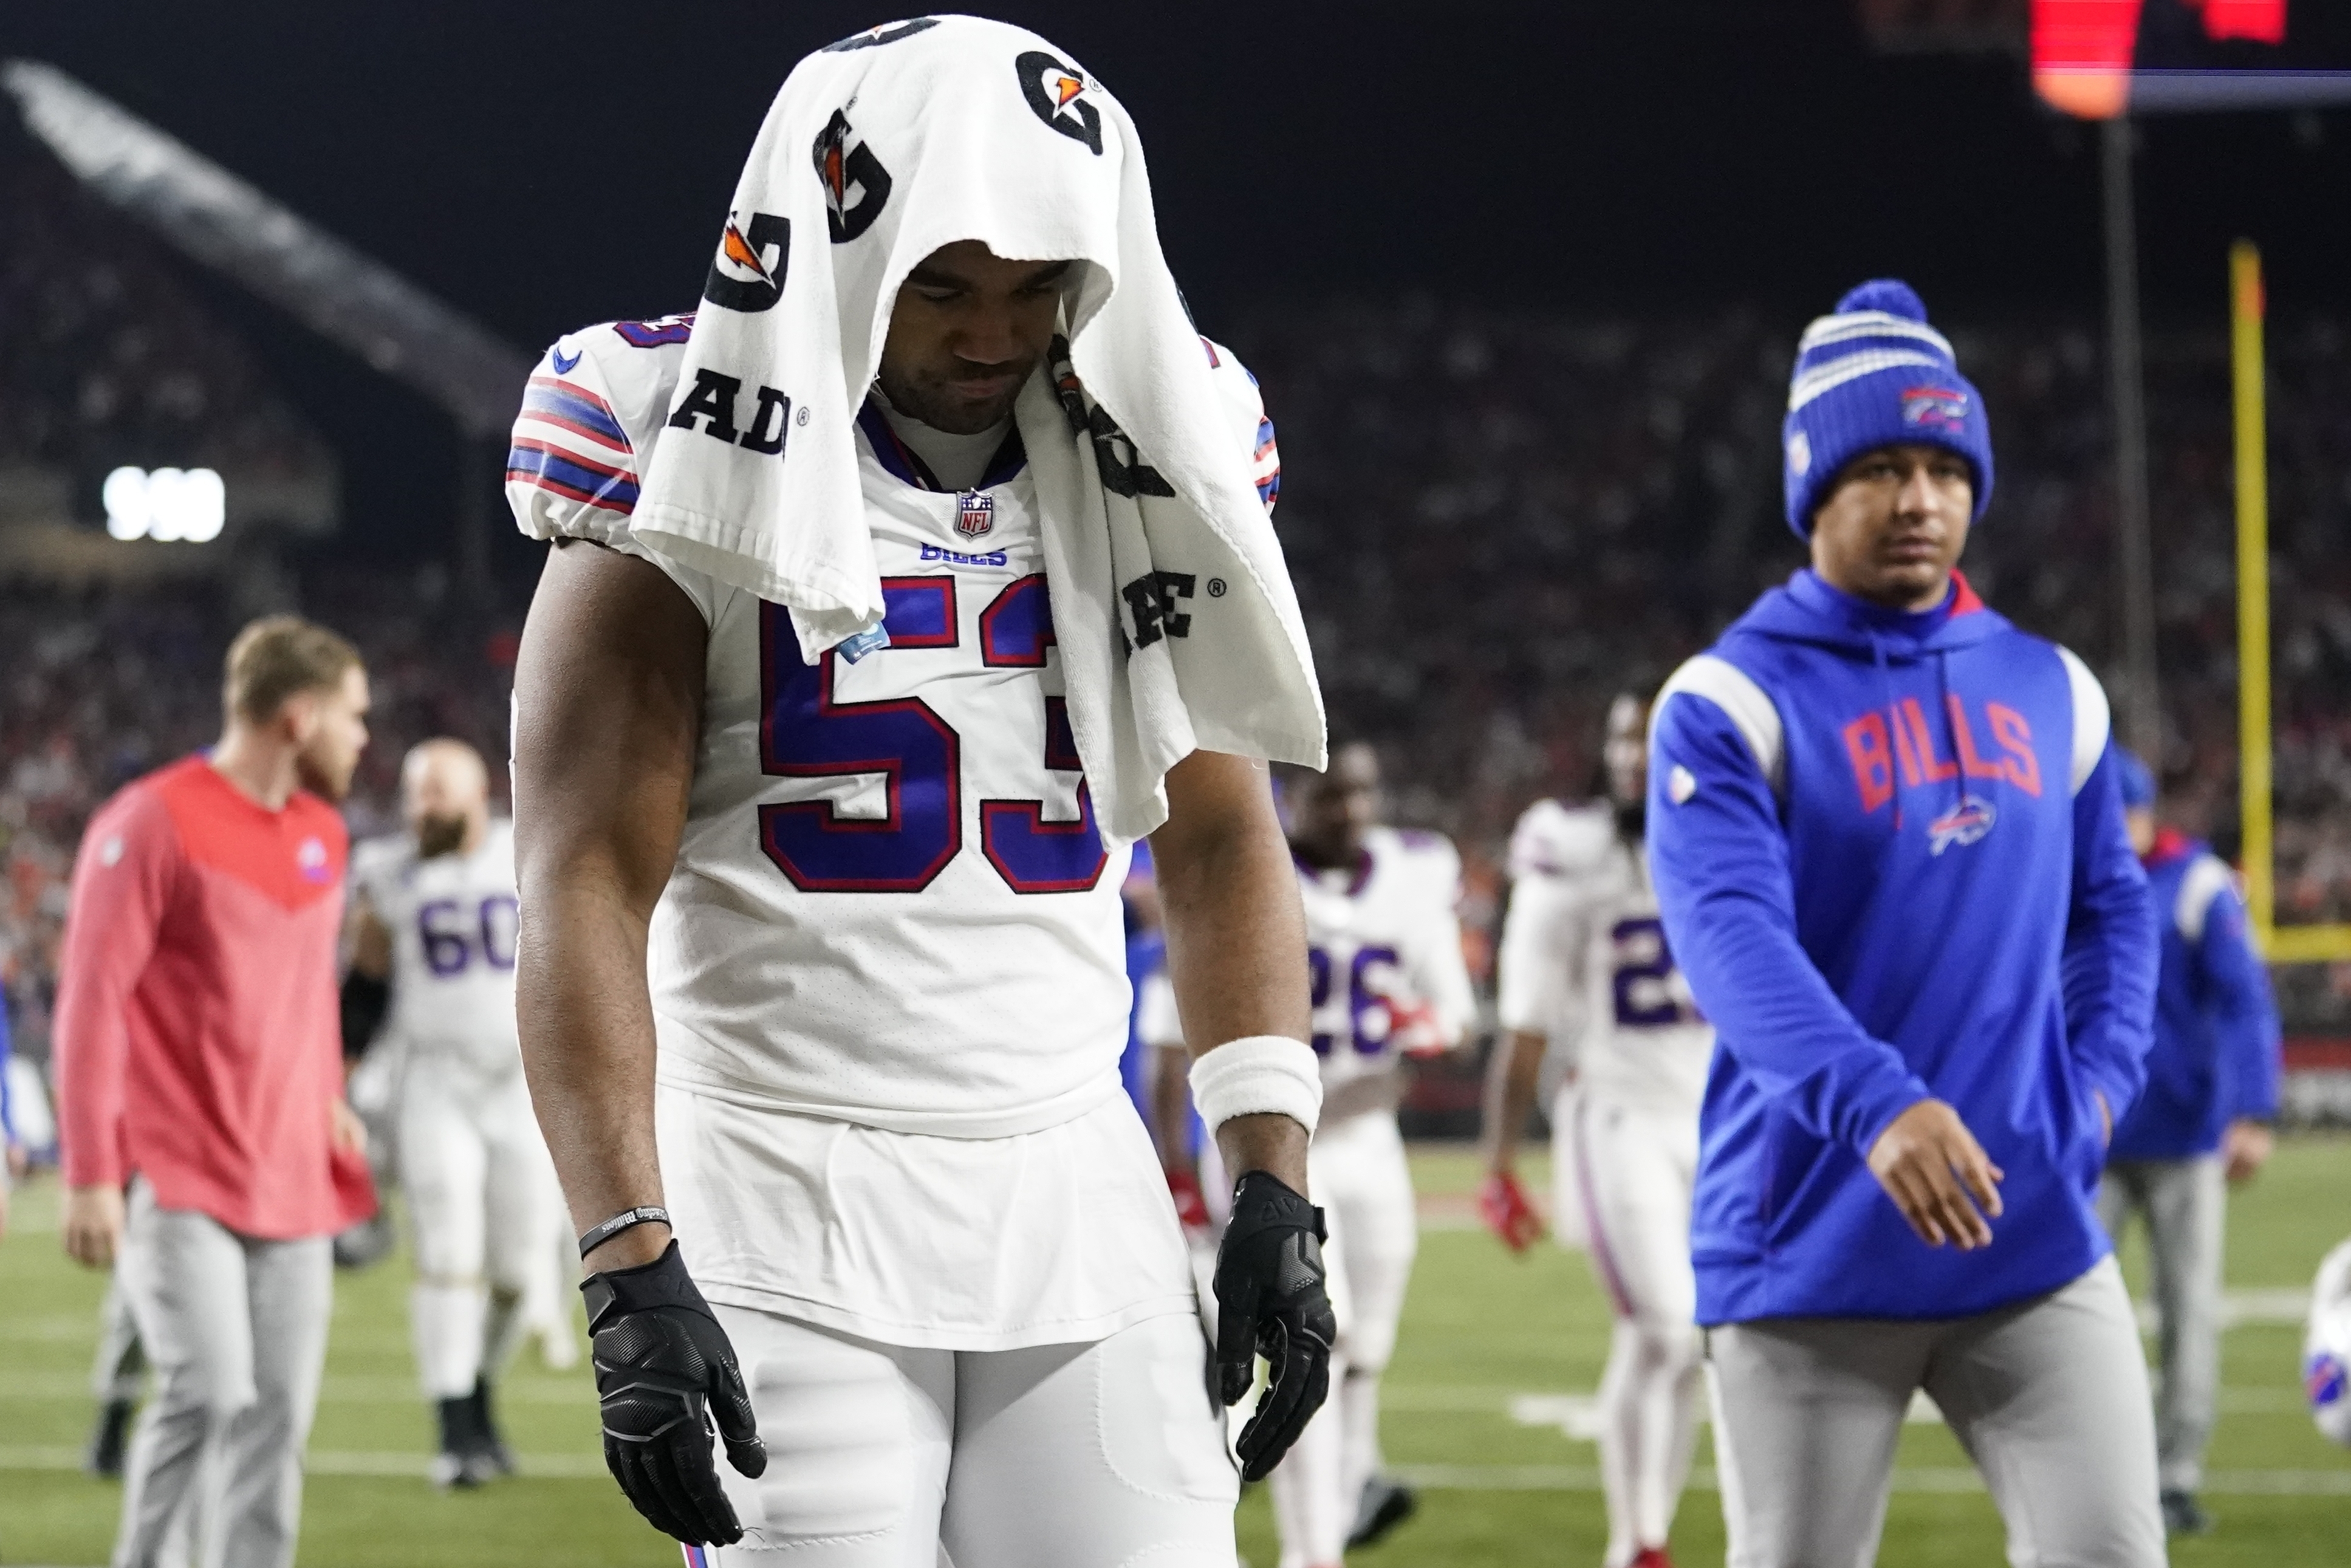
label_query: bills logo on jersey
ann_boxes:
[704,211,788,313]
[296,835,332,883]
[1017,49,1103,154]
[813,109,892,243]
[956,490,996,539]
[1927,795,1996,855]
[2309,1351,2347,1411]
[1901,385,1969,430]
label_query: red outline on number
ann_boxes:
[980,781,1108,894]
[879,575,959,649]
[757,603,961,893]
[978,574,1055,666]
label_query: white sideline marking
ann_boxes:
[1500,1384,2307,1437]
[2,1371,593,1405]
[1388,1463,2351,1498]
[0,1446,609,1480]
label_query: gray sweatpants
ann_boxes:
[92,1276,151,1403]
[1708,1256,2164,1568]
[113,1182,333,1568]
[2098,1156,2225,1493]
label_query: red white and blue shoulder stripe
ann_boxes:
[508,360,640,517]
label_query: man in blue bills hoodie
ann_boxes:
[1648,280,2163,1567]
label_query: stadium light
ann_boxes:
[101,465,227,544]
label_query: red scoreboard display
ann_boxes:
[2034,0,2351,117]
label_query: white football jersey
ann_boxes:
[1495,799,1713,1115]
[1296,826,1477,1098]
[351,821,522,1074]
[508,316,1279,1140]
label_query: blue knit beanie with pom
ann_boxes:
[1781,279,1994,538]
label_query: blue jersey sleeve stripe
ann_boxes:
[505,440,641,513]
[521,377,631,451]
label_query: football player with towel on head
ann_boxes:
[2099,747,2283,1536]
[1144,742,1474,1565]
[347,739,559,1488]
[1646,281,2164,1567]
[1484,690,1714,1568]
[507,18,1329,1563]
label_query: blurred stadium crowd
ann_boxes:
[7,109,2351,1092]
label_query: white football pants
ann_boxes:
[693,1304,1238,1567]
[1564,1092,1703,1568]
[1708,1255,2164,1568]
[1268,1109,1417,1568]
[397,1056,558,1399]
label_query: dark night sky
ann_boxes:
[7,1,2351,573]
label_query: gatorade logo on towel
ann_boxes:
[813,109,892,243]
[704,211,789,313]
[1017,50,1103,154]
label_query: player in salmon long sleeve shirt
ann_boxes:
[53,614,375,1568]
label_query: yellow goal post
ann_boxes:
[2233,239,2351,964]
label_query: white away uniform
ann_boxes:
[1495,799,1714,1568]
[508,317,1283,1566]
[1140,826,1474,1567]
[352,822,560,1402]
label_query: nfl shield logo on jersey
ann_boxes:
[957,490,995,539]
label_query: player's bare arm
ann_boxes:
[1482,1028,1548,1177]
[1151,750,1313,1192]
[510,537,707,1273]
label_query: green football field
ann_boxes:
[3,1138,2346,1566]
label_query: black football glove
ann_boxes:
[1211,1170,1338,1481]
[581,1240,767,1545]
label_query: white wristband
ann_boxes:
[1188,1035,1323,1138]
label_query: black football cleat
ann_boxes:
[1347,1474,1418,1549]
[85,1397,135,1479]
[466,1376,516,1477]
[2160,1488,2212,1536]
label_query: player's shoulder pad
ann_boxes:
[2175,850,2239,945]
[1363,825,1461,909]
[1507,798,1614,881]
[347,833,414,897]
[1199,335,1279,515]
[2053,644,2110,797]
[507,315,693,546]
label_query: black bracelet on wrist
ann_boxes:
[578,1205,671,1261]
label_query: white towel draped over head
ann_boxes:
[628,13,1325,843]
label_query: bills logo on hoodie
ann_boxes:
[1927,795,1996,855]
[704,211,789,313]
[1018,50,1103,154]
[813,109,892,243]
[1901,385,1969,431]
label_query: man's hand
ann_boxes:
[1211,1170,1337,1481]
[2223,1118,2274,1185]
[64,1183,125,1268]
[1865,1099,2004,1250]
[583,1239,766,1546]
[1478,1169,1544,1254]
[330,1099,368,1159]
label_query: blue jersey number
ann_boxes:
[417,895,518,977]
[1308,943,1403,1056]
[1609,917,1694,1027]
[758,578,1106,895]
